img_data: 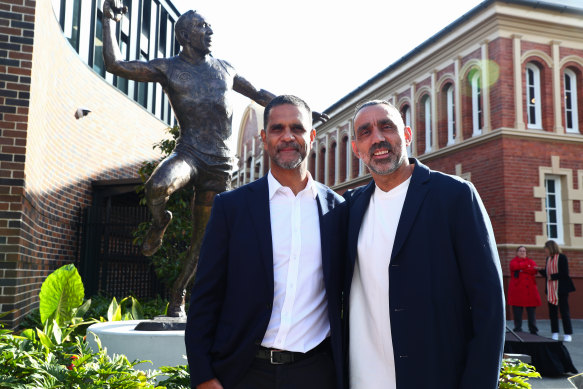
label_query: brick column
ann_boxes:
[0,0,35,325]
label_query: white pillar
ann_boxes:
[250,140,256,182]
[513,35,525,130]
[242,144,248,184]
[552,41,564,134]
[481,40,491,133]
[334,127,340,185]
[314,139,320,182]
[347,120,353,180]
[431,71,438,151]
[324,133,330,186]
[454,56,462,142]
[410,83,417,156]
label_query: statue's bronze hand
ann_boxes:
[312,111,329,124]
[103,0,127,22]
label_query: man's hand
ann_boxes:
[103,0,128,22]
[197,378,224,389]
[312,111,329,124]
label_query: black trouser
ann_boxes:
[548,294,573,335]
[233,347,336,389]
[512,306,538,334]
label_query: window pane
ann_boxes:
[549,225,557,238]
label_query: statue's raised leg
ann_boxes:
[141,154,194,256]
[167,190,215,317]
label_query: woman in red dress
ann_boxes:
[508,246,541,334]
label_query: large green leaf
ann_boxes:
[38,264,84,327]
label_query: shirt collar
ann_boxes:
[267,170,318,200]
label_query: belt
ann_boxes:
[255,338,330,365]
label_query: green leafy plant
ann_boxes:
[1,268,185,387]
[38,264,85,327]
[499,358,541,388]
[133,125,194,290]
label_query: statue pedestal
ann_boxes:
[86,320,187,370]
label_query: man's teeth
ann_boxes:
[373,150,388,156]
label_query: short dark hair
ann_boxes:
[544,240,560,256]
[263,95,311,128]
[516,246,526,253]
[175,10,198,47]
[352,100,402,134]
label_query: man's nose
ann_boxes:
[282,128,295,141]
[371,126,384,142]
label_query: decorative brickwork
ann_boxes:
[0,0,168,328]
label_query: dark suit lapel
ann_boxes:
[316,184,334,287]
[245,176,274,289]
[390,160,431,262]
[347,181,375,282]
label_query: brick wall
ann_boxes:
[0,0,168,327]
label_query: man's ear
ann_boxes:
[310,129,316,143]
[351,141,360,159]
[178,29,188,44]
[404,126,412,146]
[260,129,267,150]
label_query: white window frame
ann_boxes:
[446,85,455,145]
[471,72,482,136]
[424,97,432,153]
[545,175,564,244]
[526,63,542,129]
[565,69,579,133]
[403,106,412,156]
[345,137,350,180]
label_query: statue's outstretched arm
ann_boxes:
[102,0,165,83]
[233,75,329,123]
[233,75,276,107]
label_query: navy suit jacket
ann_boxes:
[344,159,505,389]
[186,175,345,389]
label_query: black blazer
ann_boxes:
[185,175,345,389]
[539,253,576,295]
[343,159,505,389]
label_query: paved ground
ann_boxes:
[507,320,583,389]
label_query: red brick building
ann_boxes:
[236,0,583,318]
[0,0,173,327]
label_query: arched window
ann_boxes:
[329,142,337,185]
[309,152,316,178]
[565,68,579,133]
[423,96,432,153]
[526,63,542,129]
[402,105,412,156]
[318,147,326,183]
[471,71,482,135]
[446,85,455,145]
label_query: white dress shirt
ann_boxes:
[349,177,411,389]
[261,171,329,352]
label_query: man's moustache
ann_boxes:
[369,142,393,157]
[277,142,300,152]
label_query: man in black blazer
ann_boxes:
[186,95,344,389]
[344,100,505,388]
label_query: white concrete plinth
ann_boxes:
[86,320,187,370]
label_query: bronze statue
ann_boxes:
[102,1,327,317]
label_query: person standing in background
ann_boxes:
[508,246,541,334]
[539,240,576,342]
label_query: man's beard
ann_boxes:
[365,140,405,175]
[272,141,306,169]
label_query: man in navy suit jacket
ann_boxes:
[186,95,344,389]
[344,100,505,389]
